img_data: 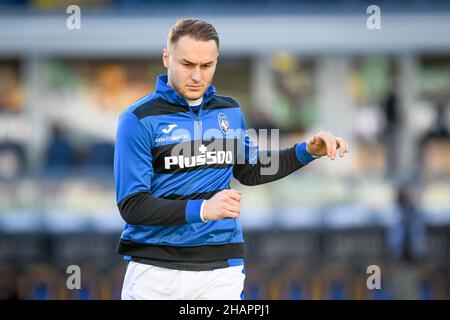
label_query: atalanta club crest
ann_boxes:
[218,113,229,134]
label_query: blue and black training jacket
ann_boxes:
[114,75,316,270]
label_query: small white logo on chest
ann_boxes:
[162,124,178,133]
[218,113,229,134]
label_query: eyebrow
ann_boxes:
[180,59,214,65]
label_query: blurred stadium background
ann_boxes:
[1,0,450,300]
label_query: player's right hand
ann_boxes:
[202,189,241,221]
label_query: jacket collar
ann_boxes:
[154,74,216,107]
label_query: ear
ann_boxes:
[162,48,169,68]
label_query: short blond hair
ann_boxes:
[167,18,219,49]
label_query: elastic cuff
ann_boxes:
[295,142,317,165]
[200,200,207,222]
[185,200,206,223]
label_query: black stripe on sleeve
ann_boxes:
[232,145,303,186]
[117,191,188,226]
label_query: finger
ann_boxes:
[338,139,346,157]
[223,210,240,219]
[308,135,318,146]
[228,212,239,219]
[225,196,240,206]
[322,132,336,159]
[330,135,337,160]
[224,203,240,214]
[318,132,332,158]
[342,140,350,155]
[224,188,241,195]
[227,190,242,202]
[220,189,240,201]
[229,188,242,195]
[336,137,347,157]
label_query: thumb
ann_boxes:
[308,135,319,145]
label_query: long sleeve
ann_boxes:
[114,112,204,226]
[232,113,316,186]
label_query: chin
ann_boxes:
[184,92,204,100]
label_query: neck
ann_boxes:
[185,97,203,106]
[166,77,176,91]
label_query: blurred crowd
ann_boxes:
[0,257,447,300]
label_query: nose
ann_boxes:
[191,66,201,82]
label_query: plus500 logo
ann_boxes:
[164,151,233,169]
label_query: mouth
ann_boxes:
[187,85,202,91]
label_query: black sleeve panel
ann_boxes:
[232,146,303,186]
[118,192,188,226]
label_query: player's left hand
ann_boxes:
[306,131,349,160]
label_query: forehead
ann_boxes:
[170,36,218,63]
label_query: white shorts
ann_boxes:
[121,260,246,300]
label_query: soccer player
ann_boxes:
[114,18,349,300]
